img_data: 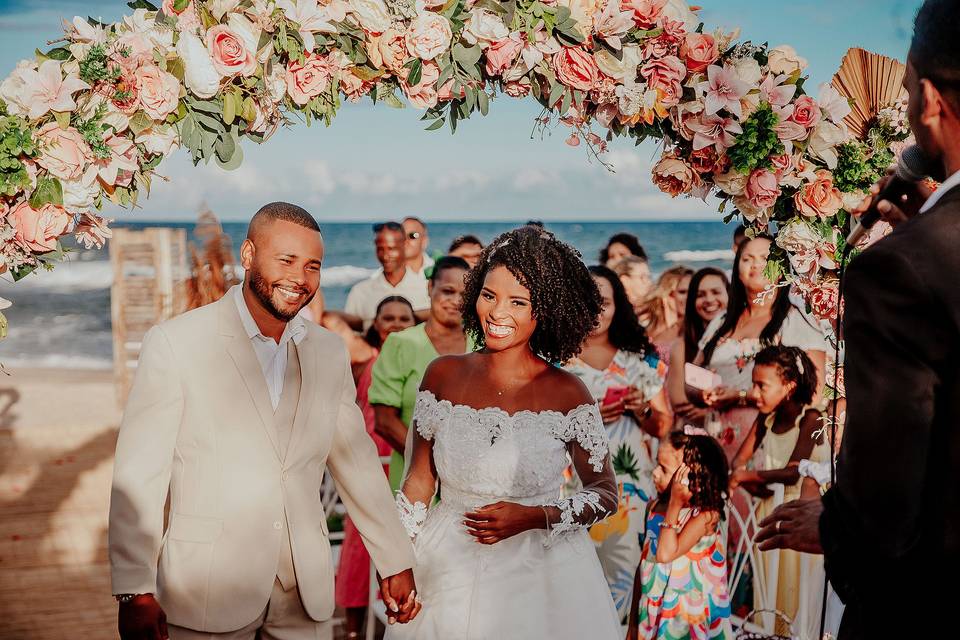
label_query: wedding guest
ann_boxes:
[448,234,484,268]
[627,431,733,640]
[639,265,693,359]
[599,232,647,269]
[669,268,730,424]
[563,265,670,619]
[693,236,827,459]
[729,346,828,637]
[401,217,434,277]
[732,224,748,253]
[337,296,417,640]
[344,222,431,331]
[369,257,473,490]
[612,255,653,312]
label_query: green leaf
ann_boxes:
[214,130,236,163]
[452,44,482,69]
[52,110,71,130]
[223,92,237,126]
[425,119,445,131]
[560,89,572,115]
[383,91,404,109]
[173,0,190,11]
[129,110,153,136]
[44,47,72,62]
[187,98,222,115]
[126,0,159,9]
[437,64,454,89]
[241,96,257,123]
[477,90,489,116]
[28,177,64,208]
[11,264,36,281]
[167,58,185,82]
[406,58,423,87]
[548,82,565,109]
[193,110,226,133]
[215,139,244,170]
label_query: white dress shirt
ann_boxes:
[344,268,431,330]
[233,286,307,410]
[920,169,960,213]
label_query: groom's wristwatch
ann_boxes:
[115,593,143,604]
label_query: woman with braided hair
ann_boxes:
[385,225,622,639]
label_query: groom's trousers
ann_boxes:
[167,577,333,640]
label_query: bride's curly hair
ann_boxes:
[461,225,601,364]
[662,431,729,519]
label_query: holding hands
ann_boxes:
[379,568,422,625]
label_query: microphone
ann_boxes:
[845,144,931,249]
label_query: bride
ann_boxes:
[386,226,623,639]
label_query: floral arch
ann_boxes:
[0,0,909,332]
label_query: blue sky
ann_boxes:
[0,0,922,222]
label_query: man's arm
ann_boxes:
[109,325,184,596]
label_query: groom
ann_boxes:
[108,202,419,639]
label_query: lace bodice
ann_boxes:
[396,390,617,545]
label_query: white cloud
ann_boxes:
[511,169,551,192]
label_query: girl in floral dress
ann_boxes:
[627,431,733,640]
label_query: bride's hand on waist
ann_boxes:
[463,502,544,545]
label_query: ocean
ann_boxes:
[0,220,736,370]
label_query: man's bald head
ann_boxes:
[247,202,320,241]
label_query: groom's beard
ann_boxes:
[249,270,315,322]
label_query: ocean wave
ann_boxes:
[663,249,734,263]
[0,262,377,291]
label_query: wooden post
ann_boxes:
[110,227,187,406]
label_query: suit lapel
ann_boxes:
[284,333,316,464]
[219,291,282,461]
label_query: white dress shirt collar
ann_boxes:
[232,285,307,347]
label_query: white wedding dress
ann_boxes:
[385,390,622,640]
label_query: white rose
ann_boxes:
[266,63,287,103]
[733,56,762,86]
[594,49,626,80]
[841,190,866,212]
[463,9,508,47]
[768,45,808,76]
[349,0,391,34]
[502,60,530,82]
[560,0,600,37]
[776,218,820,253]
[62,167,101,214]
[808,120,848,169]
[406,13,452,61]
[136,125,180,156]
[0,59,37,118]
[663,0,700,30]
[734,194,769,223]
[210,0,242,19]
[714,168,749,196]
[817,82,852,124]
[176,31,222,98]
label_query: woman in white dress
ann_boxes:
[387,226,622,640]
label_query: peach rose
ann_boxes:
[112,72,141,114]
[206,24,256,77]
[769,153,794,176]
[808,278,840,322]
[626,0,666,29]
[8,201,72,253]
[36,123,93,182]
[367,27,409,76]
[485,35,523,77]
[554,47,600,92]
[401,61,440,109]
[745,168,781,210]
[340,69,374,102]
[405,13,452,62]
[789,95,821,129]
[794,169,842,219]
[680,32,718,74]
[652,154,695,197]
[504,78,531,98]
[689,146,720,174]
[437,78,466,102]
[640,55,685,106]
[285,53,336,106]
[138,64,181,120]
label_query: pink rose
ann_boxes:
[680,32,718,74]
[769,153,794,176]
[162,0,190,14]
[643,17,686,59]
[553,47,600,92]
[437,78,466,102]
[405,13,452,62]
[652,154,695,197]
[503,78,531,98]
[8,201,72,253]
[808,278,840,322]
[36,123,92,182]
[626,0,666,29]
[368,28,409,76]
[138,64,181,120]
[206,24,256,77]
[485,36,523,78]
[339,69,374,103]
[285,53,336,106]
[789,95,821,129]
[745,168,781,210]
[794,169,843,219]
[401,61,440,109]
[112,72,141,114]
[689,146,720,174]
[640,55,686,107]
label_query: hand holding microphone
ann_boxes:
[846,144,934,248]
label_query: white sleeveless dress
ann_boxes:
[385,390,622,640]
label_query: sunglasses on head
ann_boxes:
[407,231,421,240]
[372,222,403,233]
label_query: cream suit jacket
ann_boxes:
[108,291,415,632]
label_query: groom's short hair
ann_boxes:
[247,202,320,240]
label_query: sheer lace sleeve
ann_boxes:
[544,404,618,547]
[394,391,443,539]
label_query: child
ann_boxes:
[729,345,829,636]
[627,430,733,640]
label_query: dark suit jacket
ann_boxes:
[820,184,960,637]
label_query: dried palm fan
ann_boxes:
[831,47,907,139]
[185,204,240,310]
